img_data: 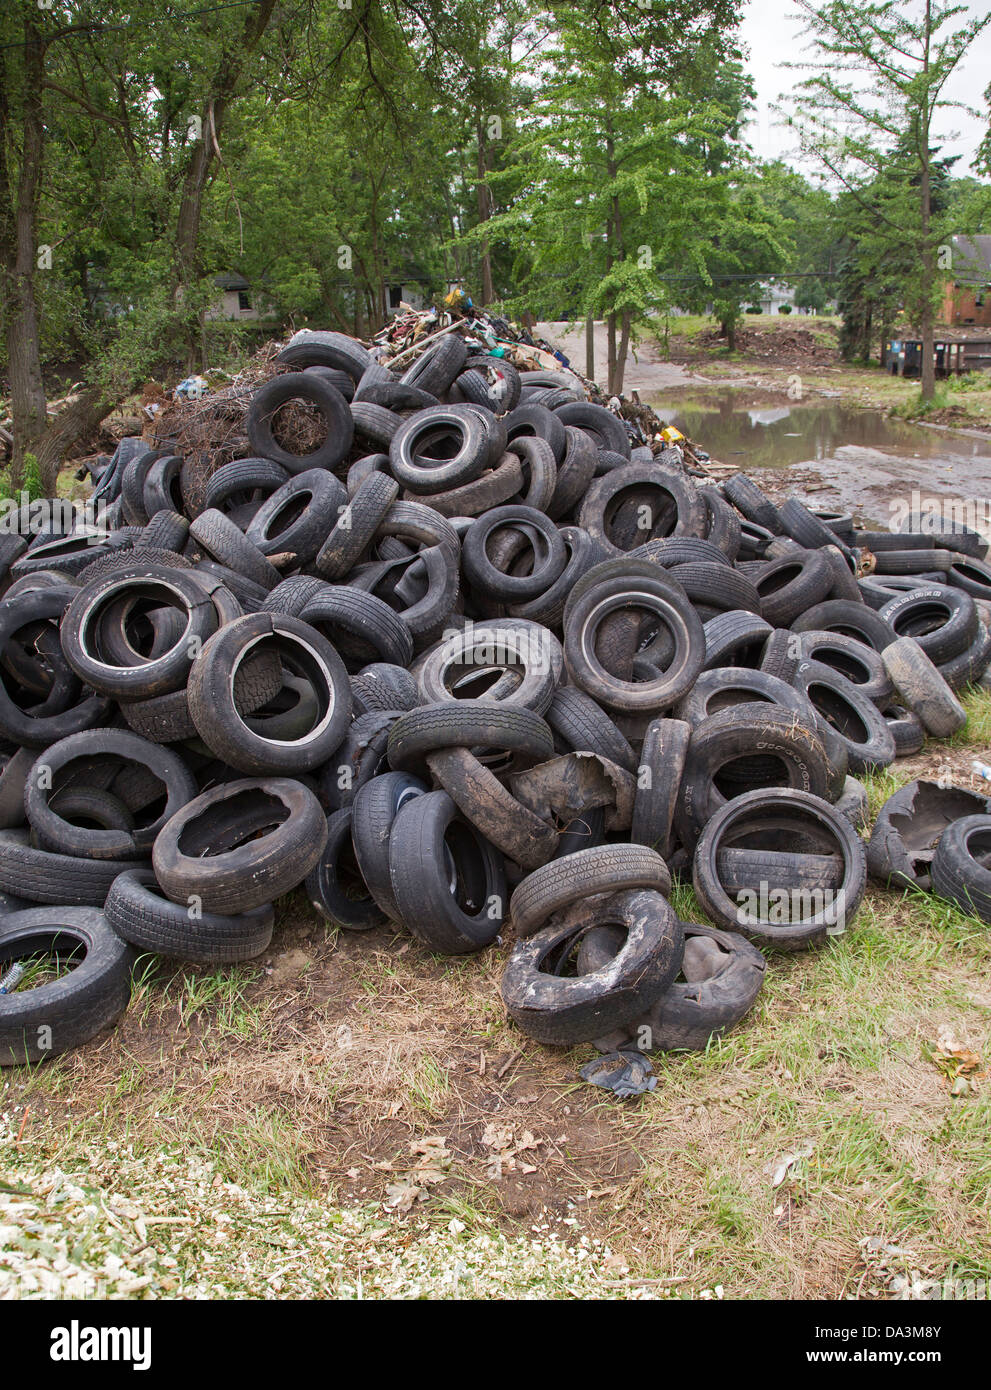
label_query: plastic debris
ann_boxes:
[579,1051,657,1098]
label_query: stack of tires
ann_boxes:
[1,325,989,1067]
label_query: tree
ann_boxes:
[0,0,289,486]
[677,173,791,350]
[0,0,466,487]
[782,0,991,401]
[465,0,750,391]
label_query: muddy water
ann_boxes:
[647,388,991,536]
[648,389,991,469]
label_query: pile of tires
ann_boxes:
[2,325,990,1067]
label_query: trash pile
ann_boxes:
[1,324,991,1073]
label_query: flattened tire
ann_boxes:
[578,921,765,1053]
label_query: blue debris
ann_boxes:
[579,1050,656,1098]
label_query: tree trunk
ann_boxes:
[919,0,936,402]
[170,0,277,349]
[475,122,494,306]
[613,311,632,396]
[720,316,736,352]
[0,19,49,488]
[606,313,618,394]
[35,388,117,494]
[585,315,595,381]
[604,127,623,395]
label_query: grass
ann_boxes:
[646,312,991,430]
[2,691,991,1300]
[892,372,991,427]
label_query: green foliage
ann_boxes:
[778,304,793,314]
[21,452,43,502]
[457,3,770,383]
[0,450,42,503]
[782,0,991,385]
[795,279,828,313]
[0,0,850,416]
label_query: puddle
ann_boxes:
[647,389,991,470]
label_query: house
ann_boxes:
[756,281,797,315]
[941,235,991,327]
[207,273,269,321]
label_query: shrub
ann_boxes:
[22,452,44,502]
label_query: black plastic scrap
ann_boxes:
[510,752,635,832]
[579,1050,657,1098]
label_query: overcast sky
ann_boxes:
[738,0,991,177]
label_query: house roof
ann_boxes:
[951,235,991,287]
[214,272,250,291]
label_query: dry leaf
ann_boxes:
[926,1039,985,1091]
[766,1141,814,1188]
[384,1182,423,1213]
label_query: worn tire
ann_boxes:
[105,867,273,963]
[0,906,134,1064]
[152,777,327,914]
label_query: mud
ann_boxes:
[646,387,991,541]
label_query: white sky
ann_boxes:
[738,0,991,177]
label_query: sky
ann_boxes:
[737,0,991,177]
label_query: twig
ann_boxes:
[496,1051,522,1080]
[603,1275,687,1287]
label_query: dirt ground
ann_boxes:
[535,320,711,391]
[536,317,843,390]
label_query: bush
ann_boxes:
[22,453,44,503]
[746,305,762,315]
[778,304,793,315]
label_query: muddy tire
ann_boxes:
[153,777,327,914]
[501,889,681,1045]
[881,637,967,738]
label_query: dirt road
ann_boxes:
[535,320,709,390]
